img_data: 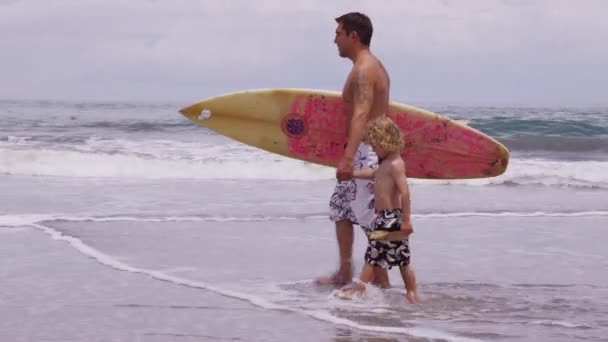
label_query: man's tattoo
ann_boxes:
[356,72,373,105]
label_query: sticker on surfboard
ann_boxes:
[281,113,307,138]
[198,109,212,120]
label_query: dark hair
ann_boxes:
[335,12,373,46]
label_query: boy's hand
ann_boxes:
[401,221,414,236]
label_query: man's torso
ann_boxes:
[342,53,391,131]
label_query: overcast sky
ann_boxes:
[1,0,606,106]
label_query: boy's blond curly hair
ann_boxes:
[365,116,404,153]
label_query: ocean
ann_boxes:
[1,100,607,341]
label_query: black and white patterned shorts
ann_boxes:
[329,180,359,224]
[365,209,410,269]
[328,143,378,225]
[372,208,403,232]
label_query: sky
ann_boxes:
[0,0,607,106]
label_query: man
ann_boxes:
[317,12,392,287]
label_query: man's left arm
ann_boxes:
[344,68,374,162]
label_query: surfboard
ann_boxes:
[179,88,509,179]
[369,230,409,241]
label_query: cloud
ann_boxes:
[0,0,606,106]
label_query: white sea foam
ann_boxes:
[2,137,607,188]
[418,158,608,189]
[2,210,608,228]
[0,214,54,227]
[528,320,593,329]
[28,221,480,342]
[0,142,333,180]
[414,211,608,219]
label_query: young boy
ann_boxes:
[343,116,418,303]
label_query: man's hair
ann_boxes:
[365,116,404,153]
[335,12,373,46]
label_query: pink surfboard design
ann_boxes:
[283,93,508,179]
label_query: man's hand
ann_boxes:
[336,156,354,181]
[401,221,414,236]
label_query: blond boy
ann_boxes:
[346,116,418,303]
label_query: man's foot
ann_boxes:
[315,269,352,287]
[406,291,418,304]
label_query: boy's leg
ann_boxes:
[352,263,375,294]
[372,268,390,288]
[399,264,418,303]
[360,226,391,289]
[328,222,391,288]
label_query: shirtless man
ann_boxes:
[318,12,392,287]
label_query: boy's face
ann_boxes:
[372,144,388,159]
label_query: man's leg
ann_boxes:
[318,180,357,286]
[316,219,356,286]
[334,219,354,284]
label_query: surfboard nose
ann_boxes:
[179,102,213,121]
[178,104,200,120]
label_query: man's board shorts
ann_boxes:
[329,143,378,228]
[365,208,410,269]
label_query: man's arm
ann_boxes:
[391,160,413,235]
[343,67,374,162]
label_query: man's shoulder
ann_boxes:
[352,62,372,75]
[355,55,383,76]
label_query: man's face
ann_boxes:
[334,23,352,58]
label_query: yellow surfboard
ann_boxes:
[368,230,410,241]
[179,88,509,179]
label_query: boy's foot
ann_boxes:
[335,288,355,300]
[335,282,366,299]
